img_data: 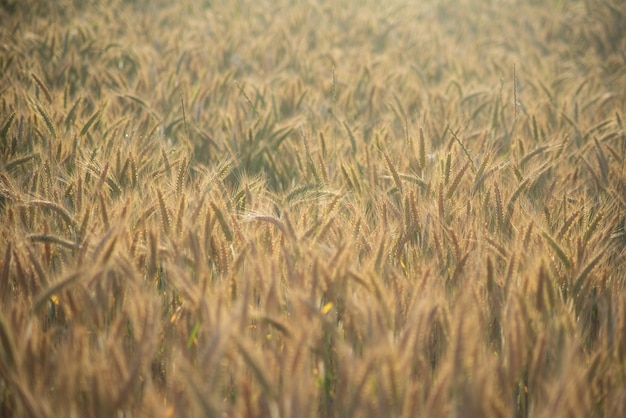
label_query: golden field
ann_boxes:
[1,0,625,416]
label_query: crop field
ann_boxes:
[1,0,625,416]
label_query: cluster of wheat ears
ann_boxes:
[1,0,625,416]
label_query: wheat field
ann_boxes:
[1,0,625,416]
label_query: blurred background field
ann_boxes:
[0,0,625,416]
